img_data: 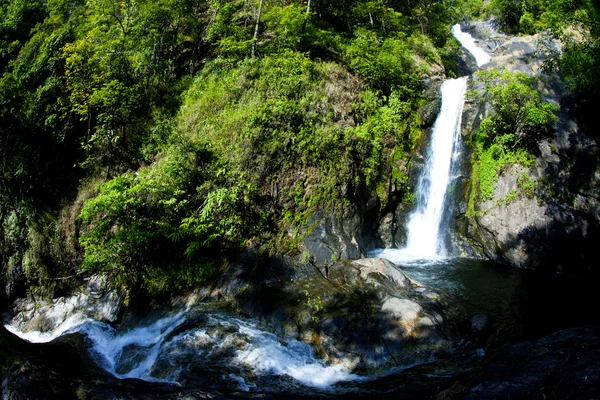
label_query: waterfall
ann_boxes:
[371,24,489,264]
[404,77,468,258]
[451,24,491,67]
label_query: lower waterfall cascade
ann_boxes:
[2,22,499,396]
[371,23,488,264]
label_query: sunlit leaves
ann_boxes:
[470,70,557,200]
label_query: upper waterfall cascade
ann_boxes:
[371,24,489,264]
[451,24,491,67]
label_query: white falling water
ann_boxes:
[451,24,491,67]
[372,23,489,265]
[405,77,468,257]
[374,77,468,264]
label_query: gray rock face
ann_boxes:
[419,78,444,129]
[454,21,600,270]
[301,207,381,266]
[5,275,123,337]
[472,165,554,267]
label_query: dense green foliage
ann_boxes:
[1,0,462,295]
[468,70,557,203]
[1,0,598,296]
[489,0,552,34]
[542,0,600,109]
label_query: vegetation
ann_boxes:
[0,0,460,296]
[466,0,600,112]
[468,70,557,202]
[1,0,598,297]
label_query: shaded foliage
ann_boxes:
[1,0,457,295]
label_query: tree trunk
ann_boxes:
[302,0,312,33]
[251,0,264,58]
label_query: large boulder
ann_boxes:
[204,254,451,372]
[301,206,381,267]
[276,258,450,371]
[5,275,123,338]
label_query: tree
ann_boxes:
[475,69,558,151]
[543,0,600,104]
[251,0,264,58]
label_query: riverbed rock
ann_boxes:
[208,255,451,372]
[5,275,123,336]
[353,258,411,289]
[470,314,491,334]
[381,298,422,323]
[294,259,450,370]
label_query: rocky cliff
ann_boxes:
[455,21,600,273]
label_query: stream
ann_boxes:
[2,23,598,399]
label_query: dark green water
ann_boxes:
[397,257,599,342]
[2,257,598,399]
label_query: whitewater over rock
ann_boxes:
[372,23,489,264]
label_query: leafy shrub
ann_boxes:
[78,142,258,293]
[470,70,557,201]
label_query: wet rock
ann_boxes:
[377,202,411,249]
[352,258,411,289]
[381,298,422,323]
[290,258,450,370]
[464,325,600,399]
[470,314,491,334]
[461,20,507,54]
[6,275,123,336]
[419,78,444,129]
[321,317,348,337]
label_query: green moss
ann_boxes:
[505,189,518,204]
[477,143,534,201]
[467,69,556,204]
[518,172,535,198]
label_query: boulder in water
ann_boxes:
[470,314,491,334]
[5,275,123,339]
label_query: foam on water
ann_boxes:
[3,313,91,343]
[369,248,447,266]
[234,319,361,388]
[80,313,186,381]
[4,310,360,389]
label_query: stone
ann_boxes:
[471,314,491,334]
[6,279,123,336]
[381,298,423,323]
[301,210,373,266]
[352,258,408,288]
